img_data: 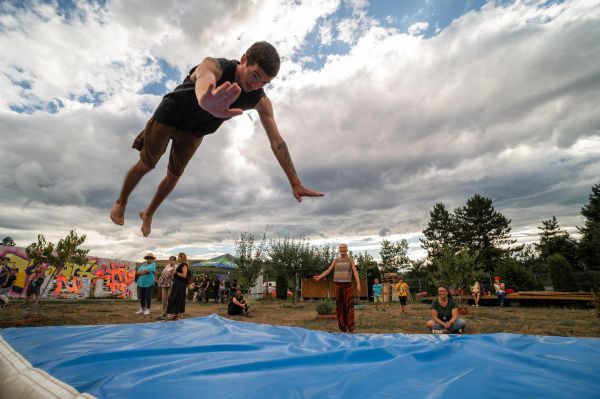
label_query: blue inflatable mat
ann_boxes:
[1,314,599,398]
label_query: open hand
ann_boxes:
[200,81,243,118]
[293,185,324,202]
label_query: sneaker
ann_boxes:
[135,308,144,314]
[143,309,150,315]
[431,329,443,334]
[456,328,464,334]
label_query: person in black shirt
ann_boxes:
[110,41,324,236]
[227,288,250,316]
[425,286,466,334]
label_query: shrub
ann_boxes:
[316,300,336,315]
[548,254,578,292]
[494,257,542,291]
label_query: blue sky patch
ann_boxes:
[141,58,182,95]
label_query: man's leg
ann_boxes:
[111,160,153,225]
[139,170,180,237]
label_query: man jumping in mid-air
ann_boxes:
[110,41,324,236]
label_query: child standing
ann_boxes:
[395,276,410,313]
[372,278,383,311]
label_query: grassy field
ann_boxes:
[1,299,599,337]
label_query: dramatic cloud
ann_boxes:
[0,0,598,261]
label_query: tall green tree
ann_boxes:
[513,244,548,284]
[434,247,482,305]
[421,203,454,262]
[233,232,266,292]
[535,216,579,270]
[453,194,515,273]
[379,239,410,273]
[267,237,316,303]
[579,183,600,280]
[2,236,16,247]
[548,254,578,292]
[355,251,378,279]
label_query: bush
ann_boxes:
[315,300,336,315]
[548,254,578,292]
[495,257,542,291]
[276,273,288,300]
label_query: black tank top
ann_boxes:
[152,58,265,135]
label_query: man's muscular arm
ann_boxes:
[192,57,243,118]
[255,96,324,202]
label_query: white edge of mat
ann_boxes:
[0,335,96,399]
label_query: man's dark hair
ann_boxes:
[246,41,280,77]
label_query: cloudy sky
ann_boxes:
[0,0,599,262]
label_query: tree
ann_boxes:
[267,237,316,303]
[355,251,378,279]
[434,246,482,302]
[453,194,515,273]
[548,254,578,292]
[2,236,16,247]
[535,216,579,270]
[513,244,548,284]
[579,183,600,282]
[233,232,266,292]
[53,230,90,276]
[379,239,410,273]
[421,203,454,262]
[26,234,54,264]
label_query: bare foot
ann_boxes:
[110,202,126,225]
[140,210,153,237]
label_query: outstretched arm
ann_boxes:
[255,96,324,202]
[192,57,243,118]
[313,259,336,281]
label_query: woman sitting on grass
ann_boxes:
[227,288,250,316]
[425,286,466,334]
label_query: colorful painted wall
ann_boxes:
[0,246,138,300]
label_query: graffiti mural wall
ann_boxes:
[0,246,138,300]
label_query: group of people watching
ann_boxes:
[372,276,411,313]
[134,252,250,320]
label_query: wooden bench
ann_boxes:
[421,292,594,306]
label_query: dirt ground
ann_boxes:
[1,299,599,337]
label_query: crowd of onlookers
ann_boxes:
[2,249,510,336]
[133,252,250,321]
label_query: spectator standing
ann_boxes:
[470,280,481,307]
[395,276,411,313]
[135,253,156,315]
[26,257,48,301]
[372,278,383,311]
[166,253,189,320]
[213,276,220,303]
[157,256,177,319]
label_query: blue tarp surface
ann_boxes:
[2,314,600,398]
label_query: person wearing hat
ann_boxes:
[136,253,156,315]
[493,276,506,307]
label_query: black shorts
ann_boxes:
[399,296,407,305]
